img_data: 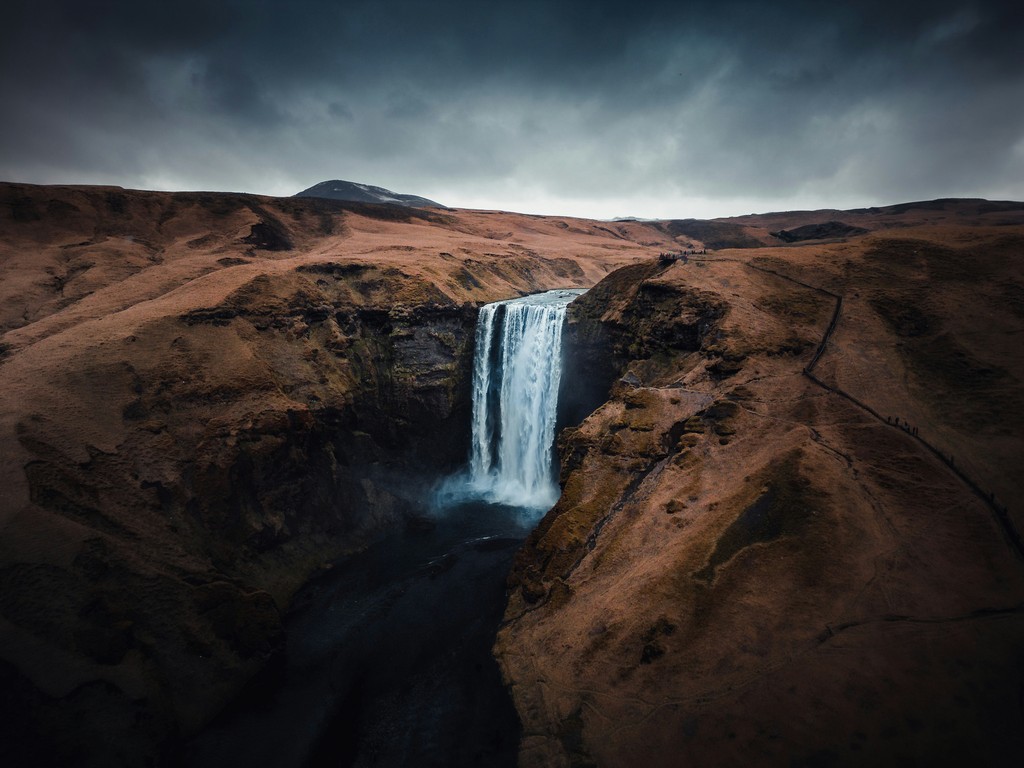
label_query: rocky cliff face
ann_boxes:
[3,185,1023,766]
[496,228,1024,766]
[0,183,664,765]
[2,264,481,765]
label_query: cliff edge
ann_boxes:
[497,217,1024,766]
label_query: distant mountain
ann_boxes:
[294,179,446,209]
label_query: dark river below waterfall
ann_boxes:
[184,501,531,767]
[185,290,583,766]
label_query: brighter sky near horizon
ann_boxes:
[2,0,1022,219]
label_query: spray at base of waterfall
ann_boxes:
[433,289,584,516]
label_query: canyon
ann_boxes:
[1,183,1023,766]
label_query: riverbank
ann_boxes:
[183,500,531,767]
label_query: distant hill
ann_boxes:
[770,220,869,243]
[294,179,446,209]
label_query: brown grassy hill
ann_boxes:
[497,217,1024,766]
[1,183,1022,765]
[0,183,669,764]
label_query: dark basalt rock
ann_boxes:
[241,219,293,251]
[5,276,481,765]
[770,220,869,242]
[558,261,727,432]
[657,218,764,249]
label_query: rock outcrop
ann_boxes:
[0,183,662,765]
[0,249,481,766]
[770,220,869,242]
[2,183,1023,765]
[496,225,1024,766]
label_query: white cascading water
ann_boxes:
[466,289,584,510]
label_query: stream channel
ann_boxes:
[186,289,583,766]
[185,500,531,767]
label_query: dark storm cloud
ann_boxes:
[1,0,1021,216]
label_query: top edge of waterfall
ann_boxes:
[491,288,587,307]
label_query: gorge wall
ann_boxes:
[498,225,1024,766]
[2,184,1024,766]
[0,183,657,765]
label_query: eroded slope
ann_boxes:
[0,183,672,764]
[497,224,1024,766]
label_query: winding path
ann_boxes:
[738,259,1024,560]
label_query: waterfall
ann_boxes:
[465,289,584,511]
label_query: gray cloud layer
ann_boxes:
[2,0,1022,217]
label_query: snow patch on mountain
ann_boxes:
[295,179,446,209]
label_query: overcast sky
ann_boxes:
[1,0,1021,219]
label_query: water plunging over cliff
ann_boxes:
[464,289,584,510]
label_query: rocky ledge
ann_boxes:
[0,183,659,765]
[497,228,1024,766]
[2,185,1023,766]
